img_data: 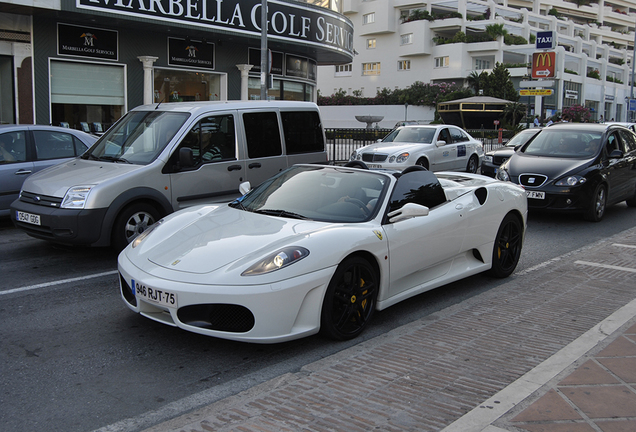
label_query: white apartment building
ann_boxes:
[317,0,636,122]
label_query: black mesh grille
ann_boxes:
[361,153,387,162]
[120,274,137,306]
[177,304,255,333]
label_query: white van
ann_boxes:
[11,101,328,249]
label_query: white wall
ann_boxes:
[318,105,436,129]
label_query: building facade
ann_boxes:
[0,0,353,129]
[317,0,636,122]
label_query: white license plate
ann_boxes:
[526,191,545,200]
[16,211,41,225]
[132,279,178,308]
[367,164,382,169]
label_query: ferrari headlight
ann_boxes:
[61,185,94,209]
[395,152,409,163]
[242,247,309,276]
[350,151,357,161]
[555,176,586,186]
[496,169,510,182]
[484,155,493,163]
[131,220,163,248]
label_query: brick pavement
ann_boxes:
[140,227,636,432]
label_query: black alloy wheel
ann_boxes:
[320,256,378,340]
[584,183,606,222]
[488,213,523,278]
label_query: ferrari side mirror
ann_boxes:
[388,202,430,223]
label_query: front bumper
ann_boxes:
[523,184,594,212]
[118,252,335,343]
[10,199,107,246]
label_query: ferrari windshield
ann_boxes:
[82,111,189,165]
[382,127,436,144]
[233,166,389,223]
[522,130,602,158]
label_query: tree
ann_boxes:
[467,71,488,95]
[482,63,519,102]
[562,105,592,122]
[502,101,527,127]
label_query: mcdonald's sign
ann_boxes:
[532,51,556,78]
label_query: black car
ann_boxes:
[496,123,636,221]
[481,128,541,178]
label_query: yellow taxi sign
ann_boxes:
[519,89,553,96]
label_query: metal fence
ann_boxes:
[325,127,512,164]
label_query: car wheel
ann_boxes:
[320,256,378,340]
[466,155,479,173]
[112,203,160,250]
[416,158,429,170]
[583,184,606,222]
[488,213,523,278]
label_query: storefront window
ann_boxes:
[154,69,221,103]
[248,78,314,102]
[50,61,125,131]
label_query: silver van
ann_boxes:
[11,101,327,249]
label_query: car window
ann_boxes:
[176,114,236,167]
[281,111,324,154]
[388,170,446,213]
[605,132,619,155]
[382,127,435,143]
[523,130,602,158]
[243,112,282,158]
[438,128,452,144]
[0,131,27,163]
[33,131,78,160]
[449,127,468,143]
[617,129,636,152]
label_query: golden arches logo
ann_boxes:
[535,52,553,67]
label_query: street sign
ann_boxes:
[536,31,555,49]
[629,99,636,112]
[520,80,555,88]
[532,52,556,79]
[519,89,553,96]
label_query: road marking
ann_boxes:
[613,243,636,249]
[574,260,636,273]
[0,270,118,296]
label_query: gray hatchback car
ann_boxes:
[0,125,97,217]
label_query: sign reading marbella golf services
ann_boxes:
[75,0,354,57]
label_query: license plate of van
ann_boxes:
[16,211,41,225]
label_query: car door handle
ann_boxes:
[15,169,32,175]
[227,165,242,171]
[248,163,262,169]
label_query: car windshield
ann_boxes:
[521,130,602,158]
[83,111,189,165]
[505,130,538,148]
[233,166,389,223]
[382,127,436,144]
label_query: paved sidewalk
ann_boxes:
[139,227,636,432]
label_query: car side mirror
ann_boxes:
[239,181,251,195]
[178,147,194,168]
[387,202,429,223]
[514,144,522,152]
[609,149,623,159]
[436,140,446,147]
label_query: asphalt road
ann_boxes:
[1,202,635,432]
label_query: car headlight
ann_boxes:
[131,219,163,248]
[496,169,510,182]
[61,185,94,209]
[242,246,309,276]
[555,175,587,186]
[350,151,357,161]
[395,152,409,163]
[484,155,493,163]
